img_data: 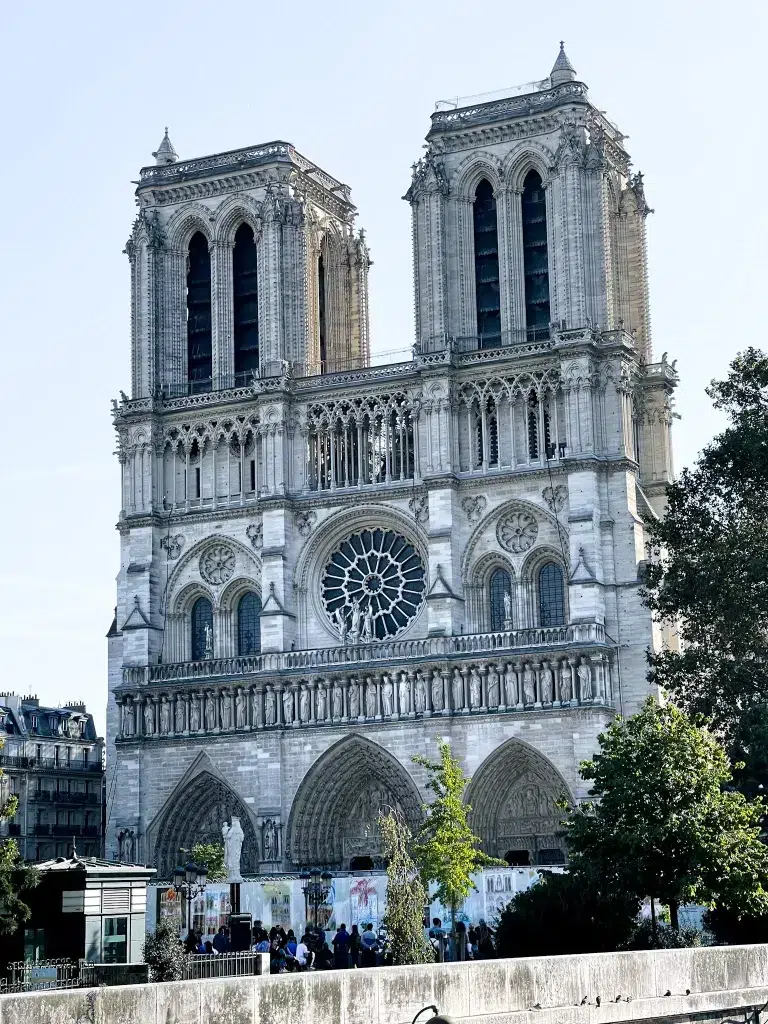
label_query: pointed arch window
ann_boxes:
[490,568,512,632]
[538,562,565,627]
[473,179,501,349]
[186,232,212,392]
[191,597,213,661]
[521,171,550,340]
[233,224,259,384]
[237,592,262,656]
[318,254,327,370]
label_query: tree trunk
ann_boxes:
[669,900,679,932]
[450,901,457,961]
[650,895,657,946]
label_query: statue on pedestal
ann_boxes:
[235,690,246,728]
[300,687,310,723]
[333,607,347,645]
[159,697,172,735]
[222,817,244,883]
[262,819,279,862]
[265,690,276,726]
[431,669,444,711]
[487,666,500,708]
[382,675,394,716]
[316,683,327,722]
[190,696,201,732]
[398,673,410,715]
[560,662,572,703]
[578,659,593,700]
[282,689,294,724]
[203,623,213,660]
[143,701,154,736]
[522,664,536,705]
[332,683,343,719]
[414,672,427,714]
[452,668,463,710]
[469,667,482,709]
[540,664,554,704]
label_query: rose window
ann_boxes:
[497,511,539,554]
[200,543,236,585]
[322,529,425,640]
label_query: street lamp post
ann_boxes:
[301,868,332,928]
[173,861,208,939]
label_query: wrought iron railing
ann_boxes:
[0,960,148,992]
[182,951,266,979]
[123,623,606,686]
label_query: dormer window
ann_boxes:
[31,715,38,730]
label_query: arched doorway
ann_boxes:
[467,740,571,865]
[287,735,422,869]
[151,771,259,879]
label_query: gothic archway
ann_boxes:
[467,740,572,865]
[151,771,259,878]
[287,735,423,868]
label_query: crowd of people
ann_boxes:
[183,916,496,971]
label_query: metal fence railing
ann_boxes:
[0,959,149,993]
[182,951,265,980]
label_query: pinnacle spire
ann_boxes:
[152,127,178,166]
[550,41,576,85]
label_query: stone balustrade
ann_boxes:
[122,623,605,686]
[116,643,614,742]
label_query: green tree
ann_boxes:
[0,747,38,935]
[643,348,768,746]
[412,739,501,941]
[181,842,226,882]
[142,919,189,982]
[494,870,639,958]
[378,810,433,966]
[562,699,768,938]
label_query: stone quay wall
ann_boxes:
[1,944,767,1024]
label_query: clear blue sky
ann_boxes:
[1,0,765,735]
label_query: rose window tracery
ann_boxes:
[200,543,236,585]
[497,511,538,553]
[321,529,425,640]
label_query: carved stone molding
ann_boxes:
[294,511,317,538]
[246,523,263,550]
[462,495,487,524]
[160,534,185,560]
[200,543,236,585]
[408,494,429,524]
[542,485,567,513]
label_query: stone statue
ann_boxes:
[316,683,327,721]
[222,817,244,883]
[121,702,133,737]
[559,662,572,703]
[332,683,343,719]
[333,607,347,644]
[540,664,554,704]
[349,681,360,718]
[252,690,261,727]
[431,669,444,711]
[365,678,377,718]
[205,694,217,731]
[361,605,374,642]
[522,664,536,705]
[398,673,410,715]
[235,690,246,728]
[350,598,362,640]
[265,690,276,726]
[221,693,232,730]
[487,666,500,708]
[159,697,172,735]
[263,818,278,861]
[190,696,201,732]
[469,667,482,709]
[414,672,427,714]
[282,689,294,724]
[143,701,154,736]
[452,668,463,710]
[203,623,213,659]
[382,675,394,717]
[175,697,185,733]
[300,687,310,723]
[578,659,593,700]
[504,665,517,706]
[503,590,512,624]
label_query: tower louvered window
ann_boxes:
[473,179,501,348]
[233,224,259,384]
[521,171,550,340]
[238,592,262,656]
[538,562,565,627]
[186,232,212,391]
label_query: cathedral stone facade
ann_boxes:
[106,45,678,878]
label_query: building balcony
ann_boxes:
[124,623,606,687]
[27,757,102,775]
[30,791,100,806]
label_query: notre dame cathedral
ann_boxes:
[106,44,678,877]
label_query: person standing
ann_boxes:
[212,926,229,954]
[360,923,378,967]
[332,923,351,969]
[348,924,361,968]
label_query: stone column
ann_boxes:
[442,668,451,717]
[461,667,470,714]
[408,671,417,719]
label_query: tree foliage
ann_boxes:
[181,842,226,882]
[142,919,189,982]
[412,739,501,928]
[562,699,768,931]
[378,810,433,966]
[643,348,768,738]
[0,745,38,935]
[494,870,639,958]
